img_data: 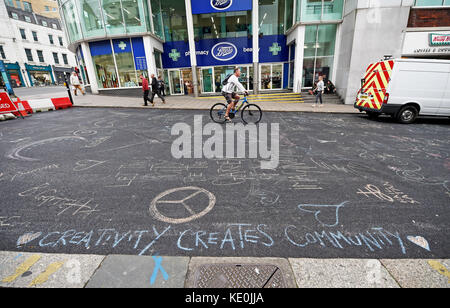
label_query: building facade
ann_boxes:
[0,0,77,89]
[57,0,450,103]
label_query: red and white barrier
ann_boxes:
[0,93,73,121]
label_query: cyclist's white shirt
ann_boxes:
[222,74,246,94]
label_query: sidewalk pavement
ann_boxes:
[0,251,448,288]
[62,93,358,114]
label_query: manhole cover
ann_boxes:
[193,264,286,288]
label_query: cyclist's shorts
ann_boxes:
[222,91,238,104]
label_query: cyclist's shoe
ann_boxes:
[225,116,232,123]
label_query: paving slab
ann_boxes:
[289,258,400,288]
[0,251,105,288]
[186,257,297,288]
[380,259,450,288]
[85,255,190,288]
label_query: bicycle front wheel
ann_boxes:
[210,103,228,124]
[241,104,263,124]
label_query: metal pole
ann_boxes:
[64,74,74,105]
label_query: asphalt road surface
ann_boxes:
[0,108,449,259]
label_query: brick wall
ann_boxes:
[408,8,450,28]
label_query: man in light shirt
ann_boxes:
[312,75,324,107]
[222,68,248,122]
[70,72,85,96]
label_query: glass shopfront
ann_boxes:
[260,64,283,90]
[302,24,337,88]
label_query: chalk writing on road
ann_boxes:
[297,202,348,227]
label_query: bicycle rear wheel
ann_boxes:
[241,104,263,124]
[210,103,228,124]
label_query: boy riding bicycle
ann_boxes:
[222,68,249,123]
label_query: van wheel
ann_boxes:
[397,106,418,124]
[366,112,379,119]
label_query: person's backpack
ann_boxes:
[157,80,164,90]
[222,74,233,86]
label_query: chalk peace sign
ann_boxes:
[149,187,216,224]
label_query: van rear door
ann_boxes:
[356,60,394,111]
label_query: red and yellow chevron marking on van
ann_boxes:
[356,60,394,110]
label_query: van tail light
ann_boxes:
[383,93,389,104]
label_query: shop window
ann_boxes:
[112,39,139,87]
[37,50,44,63]
[90,40,119,89]
[260,64,283,90]
[25,49,33,62]
[193,11,252,40]
[302,24,337,88]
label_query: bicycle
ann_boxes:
[210,95,263,124]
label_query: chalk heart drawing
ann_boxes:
[407,236,430,251]
[149,187,216,224]
[297,202,348,227]
[16,232,42,246]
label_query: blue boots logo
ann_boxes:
[211,42,238,62]
[211,0,233,10]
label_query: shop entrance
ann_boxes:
[168,69,183,95]
[200,67,214,94]
[260,64,283,91]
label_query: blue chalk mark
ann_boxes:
[298,201,348,227]
[150,255,169,285]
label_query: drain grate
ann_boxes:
[193,264,286,288]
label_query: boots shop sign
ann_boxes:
[191,0,252,14]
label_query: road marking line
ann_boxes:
[2,254,41,283]
[29,261,65,287]
[428,260,450,283]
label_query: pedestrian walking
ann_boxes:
[140,74,150,106]
[70,72,85,96]
[150,74,165,106]
[312,76,324,107]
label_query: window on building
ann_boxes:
[193,11,252,40]
[76,0,106,38]
[58,36,63,46]
[5,0,14,7]
[11,12,19,19]
[42,20,48,26]
[23,1,32,12]
[259,0,287,35]
[0,45,6,59]
[25,48,33,62]
[61,0,82,42]
[49,34,54,44]
[302,24,337,88]
[297,0,344,23]
[45,5,50,11]
[112,39,139,87]
[90,40,119,89]
[62,54,68,65]
[24,15,32,22]
[159,0,188,42]
[32,31,38,41]
[415,0,450,6]
[53,52,59,64]
[151,0,164,39]
[52,23,58,29]
[15,0,21,9]
[20,28,26,40]
[37,50,45,62]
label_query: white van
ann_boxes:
[355,58,450,124]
